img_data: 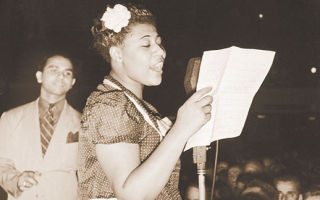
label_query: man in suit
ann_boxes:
[0,54,81,200]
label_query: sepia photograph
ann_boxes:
[0,0,319,199]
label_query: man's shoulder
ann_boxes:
[0,101,36,128]
[2,101,36,117]
[65,102,82,119]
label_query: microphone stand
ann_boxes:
[185,57,220,200]
[193,146,207,200]
[185,57,208,200]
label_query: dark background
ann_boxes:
[0,0,320,199]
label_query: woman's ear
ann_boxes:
[109,46,122,63]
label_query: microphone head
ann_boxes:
[184,57,202,96]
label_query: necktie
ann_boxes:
[40,104,55,157]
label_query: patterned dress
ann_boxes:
[78,76,182,200]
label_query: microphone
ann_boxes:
[184,57,207,200]
[184,57,201,97]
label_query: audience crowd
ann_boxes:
[182,154,320,200]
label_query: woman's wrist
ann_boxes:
[169,122,194,142]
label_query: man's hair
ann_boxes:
[91,3,156,63]
[241,180,278,200]
[240,193,270,200]
[274,174,301,192]
[36,53,77,78]
[304,185,320,199]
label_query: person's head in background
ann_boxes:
[262,157,285,175]
[35,53,76,103]
[274,174,303,200]
[236,173,258,195]
[206,160,228,184]
[304,185,320,200]
[243,159,264,175]
[262,157,274,169]
[227,164,243,191]
[240,179,278,200]
[217,161,229,174]
[184,181,212,200]
[91,3,166,93]
[184,182,199,200]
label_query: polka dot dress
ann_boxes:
[78,76,182,200]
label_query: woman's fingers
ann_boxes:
[175,86,214,136]
[204,113,212,121]
[189,87,212,101]
[197,95,213,107]
[202,104,212,114]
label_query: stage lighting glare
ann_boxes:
[308,116,316,120]
[257,114,266,119]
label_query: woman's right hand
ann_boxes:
[174,87,213,139]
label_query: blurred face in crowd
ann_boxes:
[244,160,264,174]
[36,55,75,98]
[305,196,320,200]
[236,179,247,193]
[228,165,242,190]
[185,185,199,200]
[275,180,302,200]
[111,23,166,88]
[217,161,229,173]
[262,157,274,169]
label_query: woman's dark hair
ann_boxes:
[91,3,156,63]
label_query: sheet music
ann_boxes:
[185,46,276,151]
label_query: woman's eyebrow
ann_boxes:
[139,35,151,40]
[139,34,160,40]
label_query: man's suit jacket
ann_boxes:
[0,99,81,200]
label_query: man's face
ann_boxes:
[228,166,242,189]
[36,55,75,98]
[275,180,301,200]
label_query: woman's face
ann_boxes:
[117,23,166,87]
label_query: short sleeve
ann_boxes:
[81,90,144,145]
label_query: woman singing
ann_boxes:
[78,3,213,200]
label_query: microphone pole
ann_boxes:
[184,57,207,200]
[193,146,207,200]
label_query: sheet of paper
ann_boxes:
[184,46,275,151]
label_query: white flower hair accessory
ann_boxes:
[100,4,131,33]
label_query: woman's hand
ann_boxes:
[174,87,213,139]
